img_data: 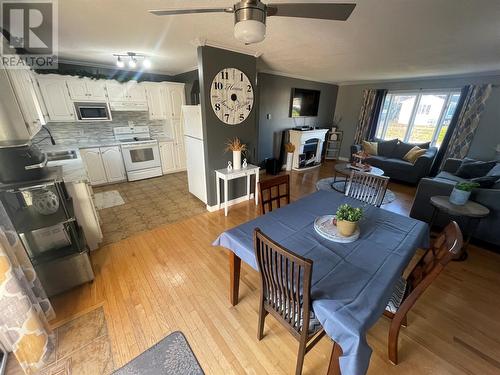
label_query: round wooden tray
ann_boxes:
[314,215,360,243]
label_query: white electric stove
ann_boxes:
[113,126,162,181]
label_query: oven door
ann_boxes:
[121,142,161,172]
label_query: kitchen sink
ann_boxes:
[46,150,78,162]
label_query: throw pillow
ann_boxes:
[486,163,500,177]
[373,138,398,157]
[403,146,427,164]
[455,160,497,179]
[362,141,378,155]
[391,141,431,160]
[471,175,500,188]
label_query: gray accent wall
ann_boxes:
[334,74,500,160]
[257,73,338,162]
[198,46,258,207]
[172,70,199,105]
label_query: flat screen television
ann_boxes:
[290,88,320,117]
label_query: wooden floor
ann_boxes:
[50,161,500,375]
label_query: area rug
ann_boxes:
[316,177,396,205]
[112,331,204,375]
[94,190,125,210]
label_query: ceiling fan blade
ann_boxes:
[149,7,233,16]
[266,3,356,21]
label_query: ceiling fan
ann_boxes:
[149,1,356,44]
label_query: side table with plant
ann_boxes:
[449,181,480,205]
[335,204,363,237]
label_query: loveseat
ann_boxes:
[410,158,500,246]
[351,139,438,184]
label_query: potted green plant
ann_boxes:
[449,181,480,205]
[335,204,363,237]
[225,138,247,170]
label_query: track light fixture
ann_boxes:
[113,52,152,69]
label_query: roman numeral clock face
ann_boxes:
[210,68,254,125]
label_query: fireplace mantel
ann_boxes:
[289,129,329,170]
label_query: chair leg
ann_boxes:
[257,298,267,340]
[388,316,403,365]
[295,335,308,375]
[401,314,408,328]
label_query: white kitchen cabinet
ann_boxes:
[80,148,108,186]
[105,80,127,101]
[36,75,75,122]
[67,77,107,101]
[172,118,186,170]
[101,146,126,183]
[6,66,46,137]
[165,84,186,119]
[145,83,167,120]
[159,141,177,174]
[126,81,147,102]
[80,146,126,185]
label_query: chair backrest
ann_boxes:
[403,221,463,307]
[345,170,389,207]
[258,174,290,215]
[254,228,313,337]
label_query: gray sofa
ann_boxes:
[410,158,500,246]
[351,139,438,184]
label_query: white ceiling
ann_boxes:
[58,0,500,84]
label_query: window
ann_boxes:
[375,89,461,147]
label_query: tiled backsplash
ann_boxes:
[33,111,170,149]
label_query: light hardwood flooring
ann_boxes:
[45,161,500,375]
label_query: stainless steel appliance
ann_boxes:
[74,102,112,121]
[0,168,94,296]
[113,126,162,181]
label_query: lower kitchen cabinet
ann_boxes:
[159,141,186,174]
[80,146,126,186]
[101,146,126,183]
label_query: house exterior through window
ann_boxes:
[375,89,461,147]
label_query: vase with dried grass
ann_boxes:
[284,143,295,171]
[225,138,247,170]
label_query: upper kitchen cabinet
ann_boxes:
[145,83,167,120]
[67,77,107,101]
[106,80,147,103]
[145,82,185,120]
[165,84,185,119]
[36,75,75,122]
[5,65,46,137]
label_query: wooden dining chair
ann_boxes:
[254,228,325,375]
[384,221,463,365]
[258,174,290,215]
[345,170,390,207]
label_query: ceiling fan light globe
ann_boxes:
[234,20,265,44]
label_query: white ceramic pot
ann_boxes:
[449,187,470,205]
[32,189,60,215]
[285,152,293,171]
[233,150,242,170]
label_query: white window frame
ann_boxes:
[376,89,461,147]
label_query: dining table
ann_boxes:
[213,190,429,375]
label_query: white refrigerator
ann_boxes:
[182,105,207,204]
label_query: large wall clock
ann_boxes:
[210,68,254,125]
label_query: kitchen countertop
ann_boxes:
[40,145,89,184]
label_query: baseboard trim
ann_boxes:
[206,193,255,212]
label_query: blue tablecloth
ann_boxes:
[213,190,429,375]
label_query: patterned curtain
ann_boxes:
[353,89,380,144]
[440,84,492,166]
[0,203,55,374]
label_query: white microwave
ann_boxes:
[74,102,112,121]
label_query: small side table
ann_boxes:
[215,164,260,216]
[429,196,490,261]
